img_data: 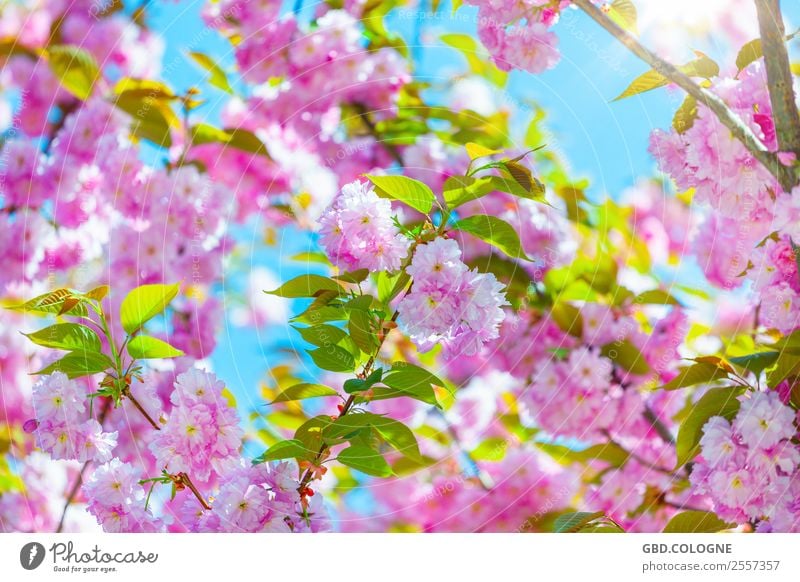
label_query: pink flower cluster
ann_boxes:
[522,347,625,439]
[83,459,163,533]
[465,0,566,74]
[747,233,800,333]
[31,372,117,463]
[651,61,800,327]
[339,449,576,532]
[196,2,410,223]
[650,63,781,220]
[318,180,410,273]
[2,0,162,136]
[178,462,330,533]
[149,369,243,483]
[691,391,800,531]
[398,238,509,358]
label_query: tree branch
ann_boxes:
[755,0,800,155]
[571,0,797,192]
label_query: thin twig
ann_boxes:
[177,472,212,510]
[124,387,161,431]
[353,102,405,166]
[571,0,796,192]
[754,0,800,155]
[643,405,675,445]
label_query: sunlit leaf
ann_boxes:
[271,383,339,403]
[120,283,181,334]
[188,51,234,94]
[127,335,184,359]
[365,174,436,215]
[24,323,101,352]
[46,45,100,100]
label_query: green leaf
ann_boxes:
[736,32,798,76]
[766,353,800,386]
[536,441,630,468]
[8,289,88,317]
[607,0,638,34]
[465,142,501,160]
[343,368,383,394]
[33,350,114,379]
[114,92,176,147]
[293,415,333,452]
[188,51,234,94]
[500,160,536,193]
[736,39,763,75]
[440,33,507,86]
[46,45,100,101]
[660,362,729,391]
[633,289,682,306]
[294,324,348,348]
[333,269,370,284]
[471,437,509,461]
[348,309,377,353]
[382,362,444,406]
[120,283,180,334]
[365,174,436,215]
[444,174,541,210]
[126,335,184,359]
[337,444,393,477]
[84,285,110,301]
[613,53,718,101]
[23,323,101,352]
[601,340,651,375]
[613,69,667,102]
[676,387,744,468]
[452,214,530,261]
[443,175,493,209]
[672,94,698,134]
[271,383,339,403]
[308,346,356,373]
[113,78,175,100]
[663,511,734,533]
[253,439,309,464]
[728,351,780,375]
[369,415,423,462]
[375,271,410,303]
[266,274,342,298]
[553,511,606,533]
[550,302,583,338]
[190,123,270,157]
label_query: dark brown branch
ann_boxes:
[572,0,797,192]
[755,0,800,155]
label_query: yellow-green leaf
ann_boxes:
[46,45,100,101]
[120,283,181,334]
[271,383,339,403]
[188,51,234,95]
[127,335,184,359]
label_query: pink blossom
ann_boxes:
[318,180,410,273]
[149,369,243,482]
[83,459,163,533]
